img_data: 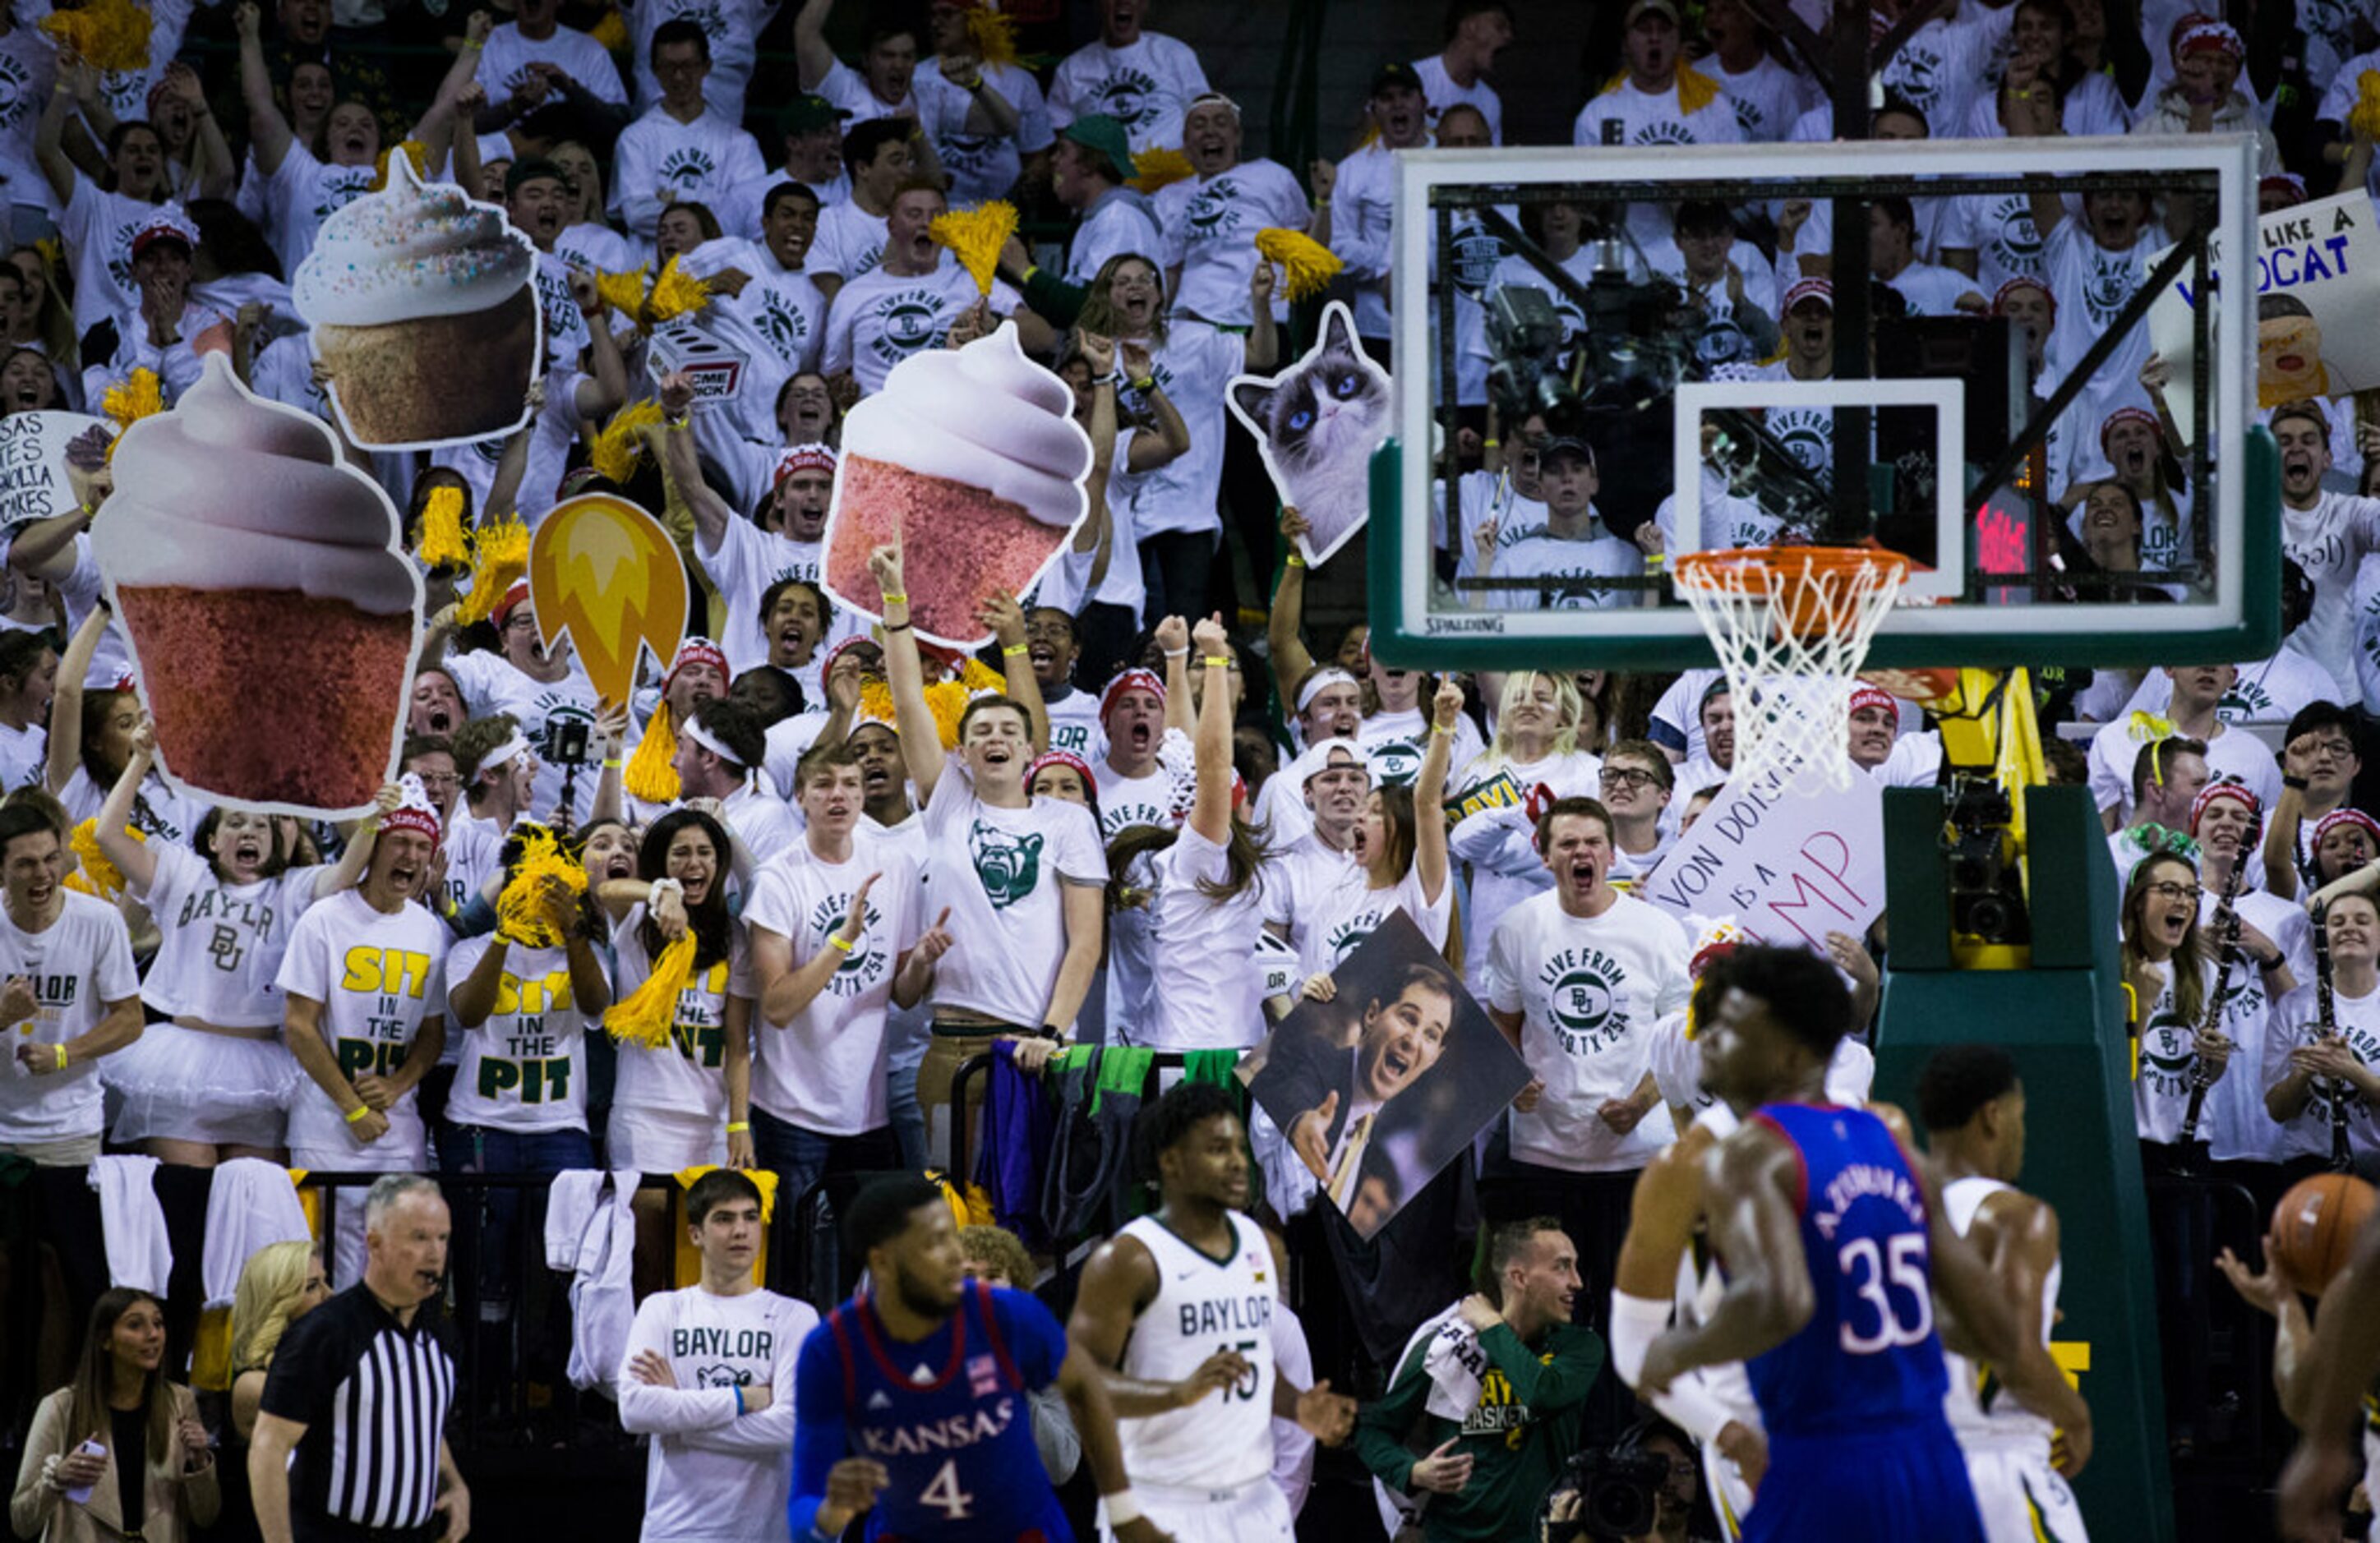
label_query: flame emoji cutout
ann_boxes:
[526,494,689,707]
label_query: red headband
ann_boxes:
[1992,277,2055,318]
[773,444,837,491]
[2174,16,2244,63]
[1100,668,1165,719]
[2316,808,2380,850]
[1027,750,1095,790]
[2099,406,2158,451]
[491,580,533,630]
[2189,781,2258,834]
[666,638,729,688]
[1847,685,1897,720]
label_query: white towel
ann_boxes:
[1370,1302,1475,1537]
[544,1169,640,1396]
[87,1154,173,1294]
[200,1159,313,1309]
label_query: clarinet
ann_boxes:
[2315,902,2355,1172]
[2175,812,2258,1167]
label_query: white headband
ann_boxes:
[682,716,744,767]
[1296,668,1358,716]
[479,733,530,775]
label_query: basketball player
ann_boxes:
[1068,1083,1358,1541]
[789,1174,1172,1543]
[1636,943,2032,1541]
[2272,1207,2380,1541]
[1916,1044,2096,1543]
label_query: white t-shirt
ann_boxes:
[0,721,43,794]
[1710,53,1815,143]
[1877,5,2012,143]
[806,196,889,284]
[1095,729,1194,842]
[2083,716,2281,827]
[132,843,329,1028]
[58,765,198,848]
[1066,191,1165,290]
[474,22,629,111]
[274,891,450,1161]
[1112,320,1243,539]
[442,652,605,827]
[0,891,138,1144]
[812,58,912,127]
[441,937,589,1133]
[1043,689,1105,761]
[2283,491,2380,697]
[919,760,1105,1027]
[1142,824,1268,1051]
[61,179,180,334]
[1411,53,1503,141]
[1881,258,1984,317]
[1327,141,1400,339]
[625,0,773,120]
[699,515,824,677]
[1289,860,1451,983]
[1154,160,1308,328]
[261,148,378,283]
[913,58,1055,210]
[2041,219,2159,398]
[611,903,754,1123]
[1570,78,1744,246]
[1046,33,1211,151]
[1486,889,1690,1172]
[1489,527,1645,610]
[742,843,923,1134]
[618,1284,815,1543]
[609,108,768,240]
[819,262,1022,397]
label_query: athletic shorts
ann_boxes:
[1963,1445,2087,1543]
[1745,1425,1986,1543]
[1700,1431,1758,1541]
[1100,1476,1291,1543]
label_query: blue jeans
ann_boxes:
[439,1124,593,1314]
[750,1106,901,1209]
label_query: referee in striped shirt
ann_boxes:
[251,1175,472,1542]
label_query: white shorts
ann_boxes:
[604,1104,725,1172]
[1699,1433,1757,1541]
[104,1025,294,1146]
[1101,1476,1292,1543]
[1963,1445,2087,1543]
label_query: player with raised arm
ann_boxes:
[789,1173,1173,1543]
[1916,1044,2096,1543]
[1068,1083,1356,1541]
[1637,944,2029,1541]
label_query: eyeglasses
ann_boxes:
[2147,881,2202,903]
[1599,767,1662,790]
[2309,739,2356,760]
[1110,272,1160,290]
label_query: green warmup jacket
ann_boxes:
[1351,1314,1606,1543]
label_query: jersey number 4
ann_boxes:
[920,1458,974,1522]
[1837,1234,1934,1355]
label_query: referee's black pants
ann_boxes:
[293,1520,440,1543]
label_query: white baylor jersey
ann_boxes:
[1116,1211,1278,1489]
[1941,1176,2059,1454]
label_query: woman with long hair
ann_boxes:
[7,246,80,373]
[99,720,392,1163]
[46,606,197,843]
[1449,670,1598,974]
[12,1289,218,1542]
[551,139,638,277]
[2120,850,2223,1153]
[1105,615,1275,1049]
[228,1241,328,1439]
[602,808,755,1172]
[1293,680,1464,989]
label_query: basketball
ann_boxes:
[2269,1174,2379,1294]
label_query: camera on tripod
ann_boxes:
[1944,776,2027,945]
[1538,1441,1672,1541]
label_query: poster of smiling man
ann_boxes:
[1246,911,1529,1240]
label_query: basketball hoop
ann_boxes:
[1671,546,1912,795]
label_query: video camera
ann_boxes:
[1537,1439,1673,1542]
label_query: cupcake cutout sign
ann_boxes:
[821,322,1094,649]
[293,156,542,450]
[92,353,423,819]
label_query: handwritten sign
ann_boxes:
[0,412,108,533]
[2148,191,2380,439]
[1639,746,1886,949]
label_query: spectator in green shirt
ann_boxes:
[1354,1215,1607,1542]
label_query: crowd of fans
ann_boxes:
[0,0,2373,1538]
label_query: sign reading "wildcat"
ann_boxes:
[1227,299,1392,569]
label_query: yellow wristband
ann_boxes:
[829,933,856,952]
[464,37,484,51]
[1285,554,1305,569]
[880,592,906,606]
[53,1043,67,1071]
[344,1103,370,1124]
[1023,265,1040,284]
[1202,656,1229,669]
[1431,724,1455,737]
[1003,643,1029,656]
[603,757,623,768]
[726,1121,750,1133]
[1483,438,1500,449]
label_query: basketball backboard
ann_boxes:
[1368,134,2276,672]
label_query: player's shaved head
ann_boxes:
[845,1173,949,1259]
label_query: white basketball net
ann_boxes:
[1672,549,1911,795]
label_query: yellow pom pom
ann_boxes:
[495,827,590,947]
[962,6,1018,67]
[590,398,666,484]
[370,140,431,193]
[67,818,138,900]
[1129,145,1194,195]
[643,257,712,325]
[624,701,682,803]
[929,201,1019,298]
[454,513,529,626]
[40,0,153,74]
[606,929,697,1048]
[2354,71,2380,142]
[417,486,469,569]
[1253,228,1342,302]
[101,369,164,451]
[590,4,630,53]
[594,266,652,321]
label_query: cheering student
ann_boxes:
[45,606,197,844]
[274,779,451,1283]
[0,802,145,1166]
[423,583,605,827]
[620,1169,819,1543]
[871,537,1105,1151]
[101,721,397,1164]
[1449,670,1599,974]
[745,742,952,1198]
[12,1288,219,1543]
